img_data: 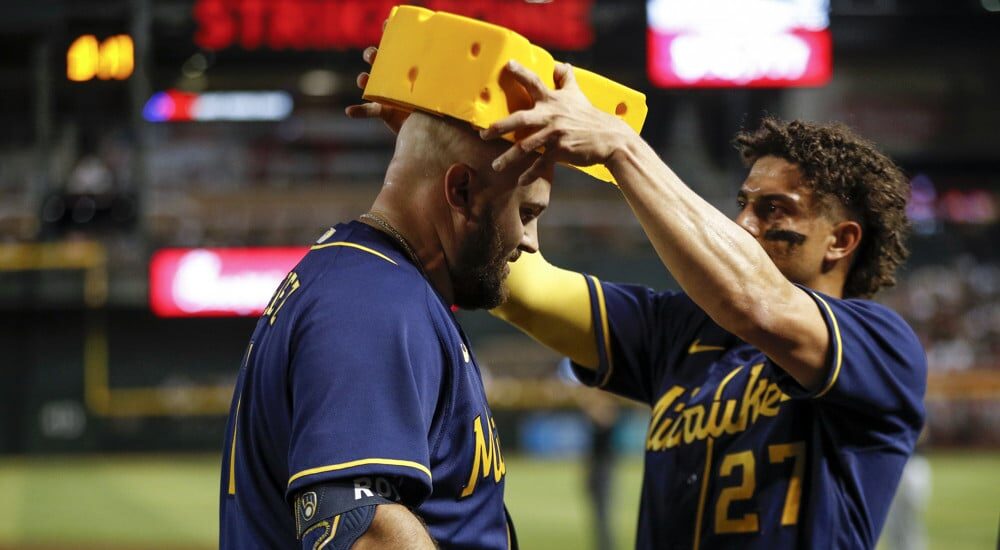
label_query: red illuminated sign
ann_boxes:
[193,0,593,52]
[150,247,308,317]
[646,0,832,88]
[647,29,831,88]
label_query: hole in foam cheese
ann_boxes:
[407,66,418,93]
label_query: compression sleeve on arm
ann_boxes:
[490,251,599,368]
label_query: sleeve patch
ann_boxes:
[295,478,399,540]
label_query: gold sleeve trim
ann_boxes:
[589,275,615,388]
[289,458,432,487]
[810,292,844,399]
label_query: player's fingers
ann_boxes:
[491,142,533,173]
[554,62,577,90]
[356,72,369,90]
[480,111,543,140]
[518,152,556,187]
[363,47,378,65]
[344,103,382,120]
[504,60,549,102]
[519,128,557,154]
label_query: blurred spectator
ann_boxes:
[39,133,138,238]
[560,359,621,550]
[882,255,1000,372]
[578,393,620,550]
[880,452,932,550]
[881,255,999,446]
[66,154,114,196]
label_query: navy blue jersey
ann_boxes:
[572,277,926,549]
[220,221,513,550]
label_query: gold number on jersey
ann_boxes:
[263,272,300,325]
[768,441,806,525]
[715,450,759,533]
[713,441,806,534]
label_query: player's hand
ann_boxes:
[344,46,409,135]
[480,61,633,185]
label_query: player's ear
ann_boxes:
[825,219,862,262]
[443,163,475,219]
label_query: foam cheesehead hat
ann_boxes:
[362,4,648,184]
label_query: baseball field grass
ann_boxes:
[0,451,995,549]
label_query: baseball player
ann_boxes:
[219,110,550,549]
[484,61,927,549]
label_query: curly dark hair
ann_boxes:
[733,117,910,298]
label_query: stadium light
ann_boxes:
[67,35,100,81]
[67,34,135,81]
[98,35,134,80]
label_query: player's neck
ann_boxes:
[363,201,456,305]
[803,272,846,299]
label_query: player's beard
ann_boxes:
[450,208,514,310]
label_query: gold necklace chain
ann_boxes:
[358,212,425,274]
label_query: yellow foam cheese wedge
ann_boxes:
[363,5,647,184]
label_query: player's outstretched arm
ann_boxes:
[484,61,831,390]
[491,251,599,370]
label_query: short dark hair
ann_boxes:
[734,117,910,298]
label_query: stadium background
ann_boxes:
[0,1,997,548]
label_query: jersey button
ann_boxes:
[686,473,698,485]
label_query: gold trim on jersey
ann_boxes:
[809,292,844,399]
[309,242,398,265]
[589,275,615,387]
[288,458,432,487]
[692,437,715,550]
[227,398,241,495]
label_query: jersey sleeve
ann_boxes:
[285,287,443,506]
[571,277,704,404]
[773,288,927,449]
